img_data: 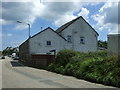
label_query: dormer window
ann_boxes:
[80,37,85,44]
[67,35,72,43]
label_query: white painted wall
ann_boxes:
[29,17,98,54]
[59,17,98,53]
[108,34,120,55]
[29,28,66,54]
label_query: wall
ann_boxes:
[19,40,29,64]
[108,34,120,56]
[0,51,2,56]
[59,17,98,53]
[29,28,66,54]
[31,54,55,68]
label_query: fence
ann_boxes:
[31,54,55,68]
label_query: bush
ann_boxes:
[86,51,107,58]
[64,63,79,76]
[47,63,56,72]
[55,49,79,66]
[47,63,65,74]
[47,49,120,88]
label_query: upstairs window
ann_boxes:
[80,37,85,44]
[67,35,72,43]
[47,41,51,46]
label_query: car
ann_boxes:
[13,56,19,60]
[8,55,12,57]
[1,56,5,59]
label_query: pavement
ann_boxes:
[1,57,119,89]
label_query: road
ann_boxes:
[1,57,118,88]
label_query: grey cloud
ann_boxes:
[2,2,36,24]
[40,2,81,20]
[1,1,84,28]
[104,3,119,24]
[92,2,119,34]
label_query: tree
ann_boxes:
[2,47,19,56]
[98,40,107,49]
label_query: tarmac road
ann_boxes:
[1,57,118,89]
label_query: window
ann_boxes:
[46,41,51,46]
[80,37,85,44]
[67,35,72,43]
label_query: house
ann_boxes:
[107,34,120,56]
[56,16,98,52]
[19,16,98,65]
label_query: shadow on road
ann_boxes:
[10,61,25,67]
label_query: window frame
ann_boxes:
[67,35,72,43]
[46,41,51,46]
[80,37,85,44]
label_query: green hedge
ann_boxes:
[47,49,120,88]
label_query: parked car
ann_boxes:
[8,55,12,57]
[1,56,5,59]
[13,56,19,60]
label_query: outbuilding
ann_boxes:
[107,34,120,56]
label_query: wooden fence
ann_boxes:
[31,54,55,68]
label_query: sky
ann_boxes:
[0,0,119,51]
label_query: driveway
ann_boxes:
[2,57,118,88]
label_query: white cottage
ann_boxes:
[56,16,98,52]
[19,16,99,64]
[29,27,66,54]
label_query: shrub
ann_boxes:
[47,50,120,88]
[47,63,56,72]
[85,72,103,83]
[47,63,65,74]
[87,51,107,58]
[64,63,79,76]
[55,49,79,66]
[54,66,64,73]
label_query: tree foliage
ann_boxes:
[2,47,19,56]
[98,40,107,49]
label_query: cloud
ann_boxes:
[38,2,82,26]
[2,2,38,22]
[1,33,13,37]
[1,1,44,28]
[92,2,119,34]
[0,31,2,51]
[1,1,85,28]
[1,1,106,30]
[54,15,77,26]
[7,33,12,37]
[0,32,2,37]
[78,7,89,21]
